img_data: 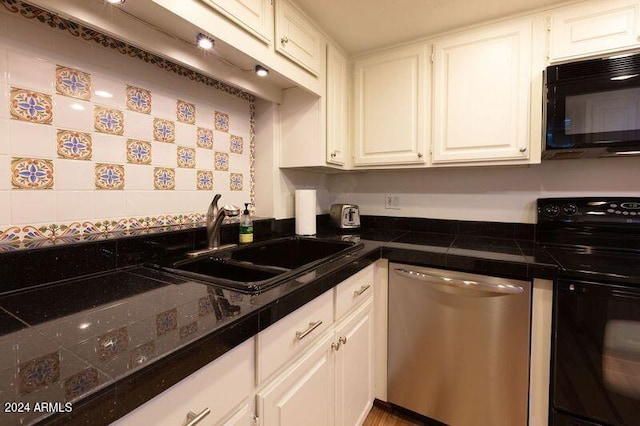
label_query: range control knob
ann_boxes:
[562,203,578,216]
[543,204,560,217]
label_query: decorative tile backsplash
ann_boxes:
[0,0,255,246]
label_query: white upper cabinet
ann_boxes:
[549,0,640,62]
[275,0,325,76]
[353,43,430,166]
[432,18,535,164]
[200,0,274,44]
[326,43,348,166]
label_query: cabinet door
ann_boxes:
[257,333,335,426]
[113,339,253,426]
[549,0,640,61]
[353,44,429,166]
[200,0,274,44]
[326,44,348,166]
[275,0,324,76]
[335,299,374,426]
[432,19,532,163]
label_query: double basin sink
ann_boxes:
[158,237,363,293]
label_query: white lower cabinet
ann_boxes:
[256,333,336,426]
[255,266,375,426]
[112,338,254,426]
[335,300,375,426]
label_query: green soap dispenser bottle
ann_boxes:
[239,203,253,244]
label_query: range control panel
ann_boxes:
[537,198,640,224]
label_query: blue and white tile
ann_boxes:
[195,148,214,170]
[213,171,230,191]
[0,191,9,227]
[0,120,7,154]
[8,120,56,158]
[124,110,154,141]
[0,84,8,120]
[195,103,215,128]
[94,190,126,219]
[175,122,196,147]
[151,91,175,120]
[92,74,125,108]
[10,190,56,224]
[175,168,196,191]
[53,95,92,132]
[7,51,55,93]
[123,164,153,190]
[0,154,9,191]
[0,48,7,83]
[56,191,95,221]
[151,142,177,167]
[54,159,94,190]
[213,131,231,153]
[92,134,126,164]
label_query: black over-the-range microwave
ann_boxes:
[544,51,640,159]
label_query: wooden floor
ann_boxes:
[363,404,425,426]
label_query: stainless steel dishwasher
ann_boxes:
[388,263,531,426]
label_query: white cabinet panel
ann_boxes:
[200,0,274,44]
[549,0,640,61]
[353,44,429,166]
[256,290,333,384]
[275,0,324,76]
[335,299,374,426]
[326,44,348,166]
[257,333,335,426]
[432,19,533,163]
[113,338,253,426]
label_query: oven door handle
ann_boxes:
[393,268,524,294]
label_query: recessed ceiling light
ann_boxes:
[255,65,269,77]
[197,33,214,50]
[106,0,125,4]
[94,90,114,98]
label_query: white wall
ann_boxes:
[325,157,640,223]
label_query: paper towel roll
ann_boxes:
[295,189,316,236]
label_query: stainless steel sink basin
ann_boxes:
[159,237,362,293]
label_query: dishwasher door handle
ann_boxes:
[393,268,524,294]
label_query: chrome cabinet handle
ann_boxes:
[354,284,371,296]
[519,147,527,153]
[393,268,524,294]
[281,35,289,45]
[185,408,210,426]
[339,336,347,345]
[296,320,322,340]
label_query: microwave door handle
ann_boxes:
[393,268,524,295]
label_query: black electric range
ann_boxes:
[537,197,640,426]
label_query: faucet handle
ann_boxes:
[208,194,222,218]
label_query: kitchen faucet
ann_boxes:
[187,194,240,257]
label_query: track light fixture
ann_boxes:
[255,65,269,77]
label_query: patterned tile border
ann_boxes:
[0,0,257,248]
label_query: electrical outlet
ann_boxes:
[385,193,401,210]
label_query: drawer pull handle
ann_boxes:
[296,320,323,340]
[281,35,289,45]
[185,407,210,426]
[331,341,341,351]
[339,336,347,345]
[354,284,371,296]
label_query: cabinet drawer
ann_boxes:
[113,339,253,426]
[335,265,374,320]
[257,290,333,384]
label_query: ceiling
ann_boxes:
[294,0,566,54]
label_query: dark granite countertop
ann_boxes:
[0,228,559,425]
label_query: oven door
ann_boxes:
[553,280,640,425]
